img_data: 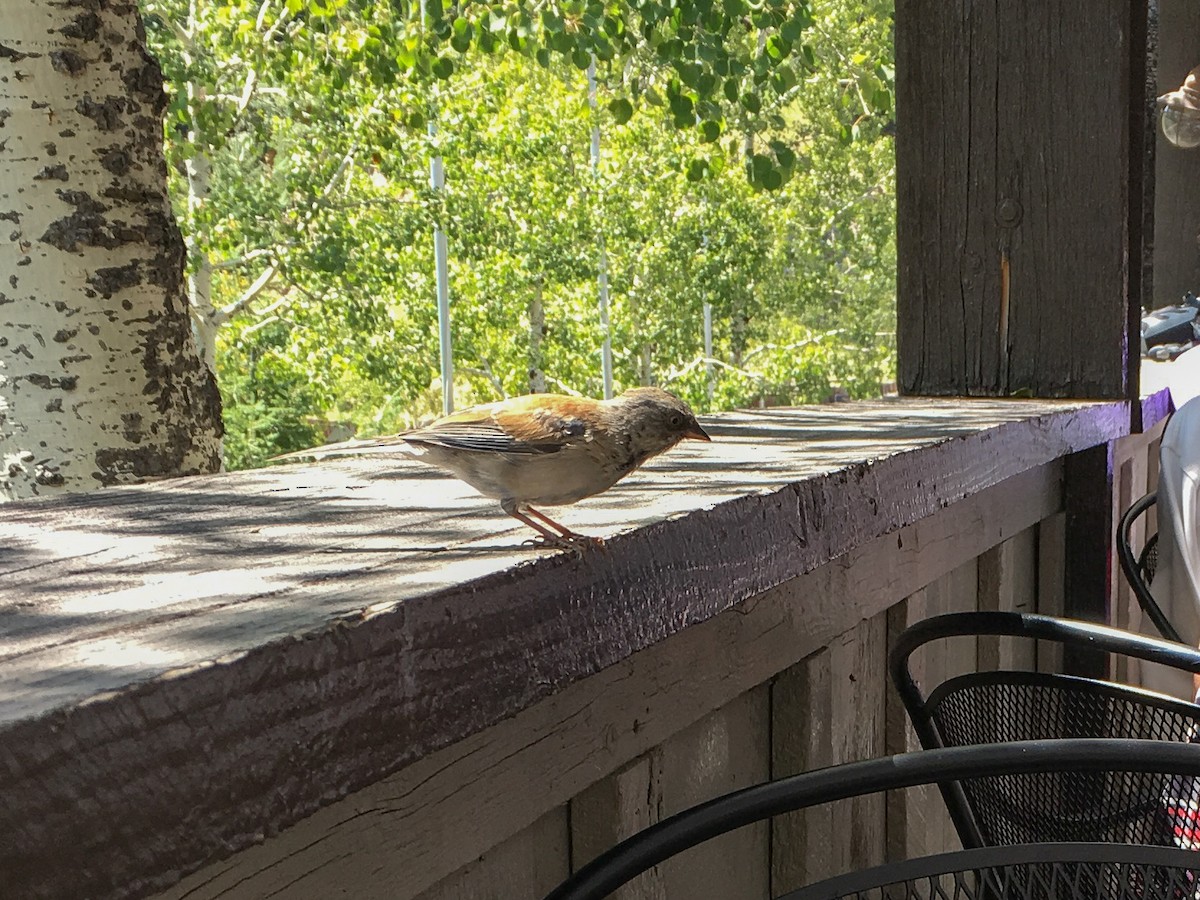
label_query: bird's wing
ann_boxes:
[269,394,599,463]
[406,395,594,455]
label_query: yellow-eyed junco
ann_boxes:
[272,386,711,546]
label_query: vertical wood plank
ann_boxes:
[896,0,1144,398]
[884,561,980,864]
[771,647,832,892]
[977,528,1038,671]
[655,687,770,900]
[829,612,889,875]
[570,758,666,900]
[772,612,888,892]
[1037,512,1067,673]
[885,587,950,862]
[1064,446,1113,678]
[415,807,569,900]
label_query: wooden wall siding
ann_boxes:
[569,688,772,900]
[156,464,1065,900]
[414,808,569,900]
[771,613,888,892]
[1036,512,1068,674]
[895,0,1146,398]
[1110,416,1170,687]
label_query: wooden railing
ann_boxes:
[0,397,1165,900]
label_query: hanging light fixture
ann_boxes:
[1158,66,1200,149]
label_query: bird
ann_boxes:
[271,386,711,547]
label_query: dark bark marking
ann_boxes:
[0,45,33,62]
[50,50,87,76]
[76,93,125,130]
[23,374,78,390]
[123,57,167,115]
[0,110,10,128]
[0,211,18,224]
[41,142,56,157]
[0,292,10,305]
[121,412,144,443]
[39,189,126,251]
[58,128,76,137]
[31,100,49,110]
[44,398,63,413]
[34,463,65,486]
[141,210,185,293]
[88,262,140,298]
[98,146,130,175]
[59,354,92,368]
[53,328,77,343]
[60,12,102,42]
[34,164,68,182]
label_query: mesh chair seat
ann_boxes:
[545,740,1200,900]
[890,613,1200,850]
[781,842,1200,900]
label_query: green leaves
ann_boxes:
[608,97,634,124]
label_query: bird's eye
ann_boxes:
[669,414,683,428]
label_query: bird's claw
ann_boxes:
[521,533,605,556]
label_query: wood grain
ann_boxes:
[0,399,1122,900]
[155,463,1065,900]
[896,0,1145,397]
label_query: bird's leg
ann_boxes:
[524,506,595,542]
[501,501,600,551]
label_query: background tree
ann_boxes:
[1,0,222,501]
[140,0,895,470]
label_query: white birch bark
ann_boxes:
[0,0,222,502]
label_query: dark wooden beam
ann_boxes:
[896,0,1151,399]
[0,399,1129,900]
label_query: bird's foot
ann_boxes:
[521,532,605,555]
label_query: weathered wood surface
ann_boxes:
[0,398,1128,899]
[159,461,1064,900]
[895,0,1148,398]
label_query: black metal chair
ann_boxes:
[890,611,1200,850]
[544,740,1200,900]
[1118,491,1182,643]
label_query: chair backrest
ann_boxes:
[889,612,1200,850]
[1118,492,1179,643]
[543,740,1200,900]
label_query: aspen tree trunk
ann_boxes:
[0,0,222,502]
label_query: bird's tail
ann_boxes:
[268,435,418,463]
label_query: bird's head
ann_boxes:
[613,387,711,455]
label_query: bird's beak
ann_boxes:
[686,422,712,442]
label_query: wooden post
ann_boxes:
[1152,0,1200,307]
[896,0,1152,399]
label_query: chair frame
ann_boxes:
[1117,491,1181,643]
[889,611,1200,849]
[544,739,1200,900]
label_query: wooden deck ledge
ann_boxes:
[0,397,1136,898]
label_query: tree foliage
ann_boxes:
[143,0,896,470]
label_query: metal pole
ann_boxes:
[703,302,714,404]
[588,59,614,399]
[423,0,452,415]
[429,124,453,415]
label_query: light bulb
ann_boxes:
[1158,68,1200,149]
